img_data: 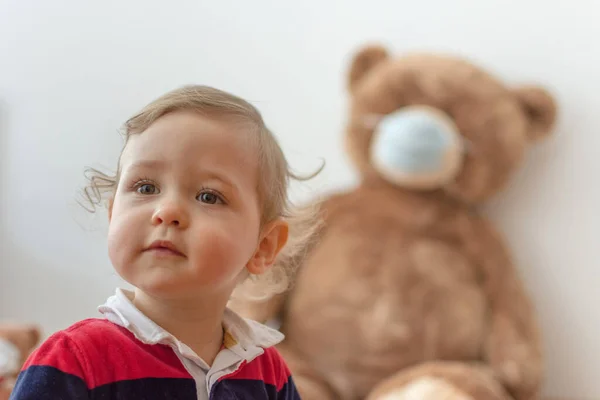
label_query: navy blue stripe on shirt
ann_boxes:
[210,376,301,400]
[11,365,198,399]
[11,365,89,399]
[277,376,302,400]
[91,376,197,399]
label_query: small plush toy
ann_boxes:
[0,324,40,399]
[231,44,557,400]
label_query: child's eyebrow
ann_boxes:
[200,168,239,194]
[125,159,166,170]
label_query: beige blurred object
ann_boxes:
[0,378,14,400]
[0,324,41,399]
[230,43,560,400]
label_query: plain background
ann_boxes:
[0,1,597,398]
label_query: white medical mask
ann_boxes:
[368,105,466,189]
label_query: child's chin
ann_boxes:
[139,281,188,296]
[136,278,206,299]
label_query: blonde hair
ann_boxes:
[82,85,323,300]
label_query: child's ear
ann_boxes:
[246,219,289,275]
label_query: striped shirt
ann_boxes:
[10,289,300,399]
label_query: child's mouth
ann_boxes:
[145,240,185,257]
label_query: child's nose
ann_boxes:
[151,200,189,228]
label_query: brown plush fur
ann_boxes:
[230,44,557,400]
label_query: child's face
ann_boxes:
[107,110,273,300]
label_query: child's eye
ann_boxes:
[197,191,224,205]
[137,183,159,195]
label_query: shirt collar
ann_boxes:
[98,288,284,362]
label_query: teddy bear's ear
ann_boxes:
[512,85,558,142]
[348,45,389,92]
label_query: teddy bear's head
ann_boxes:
[345,45,557,204]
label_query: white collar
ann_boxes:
[98,288,284,363]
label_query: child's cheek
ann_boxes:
[191,225,255,283]
[107,208,146,274]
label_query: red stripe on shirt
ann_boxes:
[21,328,87,381]
[23,319,191,389]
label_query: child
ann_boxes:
[10,85,322,399]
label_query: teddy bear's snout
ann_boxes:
[369,105,465,190]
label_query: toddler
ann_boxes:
[10,85,321,399]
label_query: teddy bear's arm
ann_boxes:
[465,216,543,400]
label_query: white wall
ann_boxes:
[0,1,597,398]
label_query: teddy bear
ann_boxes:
[230,44,557,400]
[0,324,41,400]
